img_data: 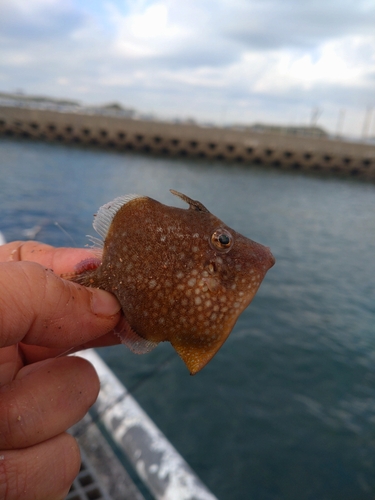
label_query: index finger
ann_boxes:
[0,240,100,275]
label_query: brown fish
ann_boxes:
[72,190,275,374]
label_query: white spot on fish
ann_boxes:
[148,279,157,289]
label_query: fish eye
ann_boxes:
[210,229,233,252]
[218,234,230,245]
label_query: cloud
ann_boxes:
[223,0,375,50]
[106,1,241,68]
[0,0,374,136]
[0,0,86,40]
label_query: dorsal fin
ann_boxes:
[93,194,143,240]
[170,189,209,213]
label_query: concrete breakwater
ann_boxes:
[1,106,375,180]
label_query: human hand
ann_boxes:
[0,241,122,499]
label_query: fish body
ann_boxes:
[73,190,275,374]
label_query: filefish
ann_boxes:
[72,190,275,374]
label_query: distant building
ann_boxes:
[99,103,136,118]
[249,123,328,138]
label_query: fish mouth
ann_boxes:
[265,246,276,269]
[251,242,275,272]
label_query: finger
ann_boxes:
[0,345,23,386]
[17,330,121,364]
[0,240,101,275]
[0,261,121,349]
[0,357,99,450]
[0,433,80,500]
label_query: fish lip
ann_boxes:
[250,243,275,270]
[266,247,276,268]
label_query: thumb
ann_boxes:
[0,261,121,349]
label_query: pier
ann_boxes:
[1,105,375,180]
[69,350,218,500]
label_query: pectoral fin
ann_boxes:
[115,316,159,354]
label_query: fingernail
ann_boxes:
[90,289,121,317]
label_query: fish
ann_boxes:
[71,190,275,374]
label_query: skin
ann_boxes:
[0,241,122,500]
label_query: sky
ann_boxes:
[0,0,374,138]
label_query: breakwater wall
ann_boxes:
[1,106,375,180]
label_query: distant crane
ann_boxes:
[310,106,322,127]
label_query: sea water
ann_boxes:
[1,138,375,499]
